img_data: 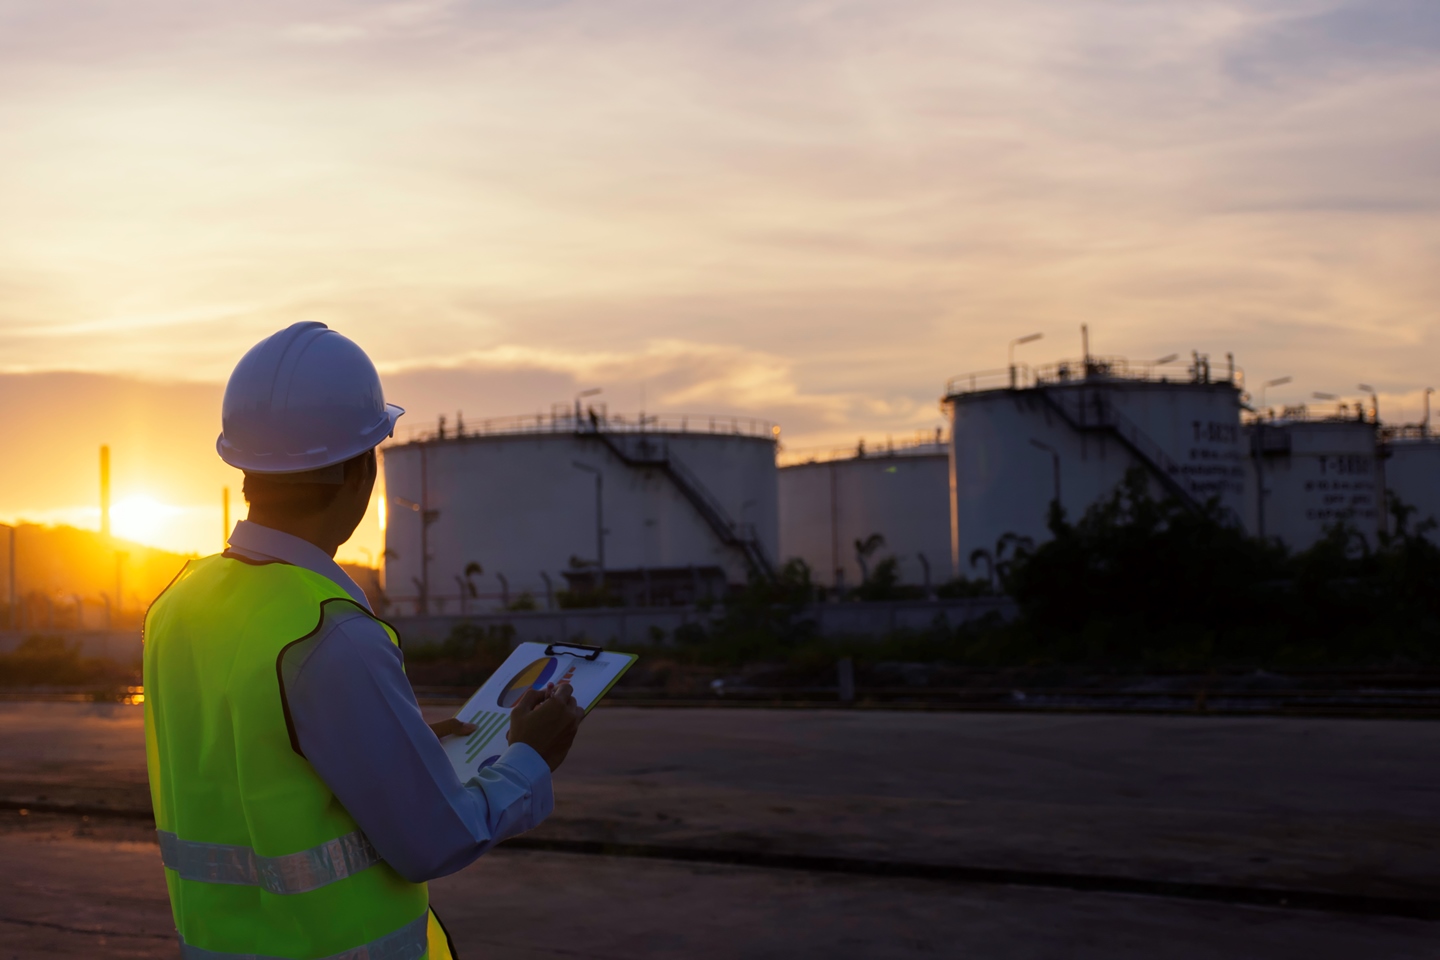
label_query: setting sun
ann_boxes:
[109,495,185,546]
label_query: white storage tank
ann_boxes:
[945,354,1247,574]
[1245,408,1381,551]
[779,437,951,591]
[382,411,778,614]
[1382,428,1440,542]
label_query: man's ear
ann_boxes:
[343,451,374,489]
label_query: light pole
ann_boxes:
[1358,384,1378,423]
[3,522,14,631]
[1029,439,1061,513]
[393,494,438,615]
[574,388,602,425]
[1425,388,1434,437]
[1259,376,1292,416]
[1358,383,1388,536]
[1008,333,1043,389]
[571,461,605,590]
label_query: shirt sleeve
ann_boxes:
[280,610,554,882]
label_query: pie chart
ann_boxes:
[497,657,560,708]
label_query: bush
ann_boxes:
[0,635,134,687]
[1000,468,1440,667]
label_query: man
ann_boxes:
[144,321,582,959]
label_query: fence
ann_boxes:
[389,596,1016,647]
[0,597,1018,664]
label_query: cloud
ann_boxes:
[380,338,928,443]
[0,0,1437,467]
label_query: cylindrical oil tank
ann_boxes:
[382,413,778,614]
[779,441,951,590]
[1244,413,1381,551]
[1382,430,1440,542]
[945,356,1247,575]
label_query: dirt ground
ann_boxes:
[0,703,1436,957]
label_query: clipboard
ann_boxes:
[442,641,637,782]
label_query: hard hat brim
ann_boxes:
[217,402,406,475]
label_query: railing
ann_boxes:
[1382,424,1437,442]
[590,432,775,580]
[1036,388,1204,514]
[1244,403,1376,425]
[391,410,778,446]
[946,355,1245,397]
[778,433,950,467]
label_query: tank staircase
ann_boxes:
[585,427,775,581]
[1037,387,1206,515]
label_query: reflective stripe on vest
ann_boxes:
[178,912,428,960]
[158,828,384,895]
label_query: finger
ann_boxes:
[428,719,476,739]
[510,688,546,717]
[550,682,575,705]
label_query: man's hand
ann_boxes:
[428,718,477,740]
[507,682,585,772]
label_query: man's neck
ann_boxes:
[243,512,341,558]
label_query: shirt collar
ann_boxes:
[226,520,373,613]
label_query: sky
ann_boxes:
[0,0,1437,561]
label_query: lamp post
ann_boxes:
[1358,384,1379,424]
[574,388,602,425]
[1425,388,1434,438]
[393,494,438,615]
[1259,376,1292,416]
[3,522,14,631]
[571,461,605,590]
[1356,383,1388,536]
[1029,439,1061,513]
[1008,333,1043,389]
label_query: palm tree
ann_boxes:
[854,533,886,584]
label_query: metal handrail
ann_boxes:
[390,411,779,446]
[1245,403,1376,426]
[1036,387,1205,515]
[1383,424,1438,442]
[946,355,1245,397]
[589,431,775,580]
[779,438,950,467]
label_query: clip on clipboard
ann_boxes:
[545,642,604,661]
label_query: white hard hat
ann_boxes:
[217,321,404,474]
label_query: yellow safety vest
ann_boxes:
[144,553,455,959]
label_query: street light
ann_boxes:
[571,461,605,590]
[574,387,602,423]
[1259,376,1292,414]
[1424,388,1434,437]
[1029,438,1061,510]
[2,522,14,631]
[393,494,439,614]
[1008,333,1043,388]
[1358,384,1378,423]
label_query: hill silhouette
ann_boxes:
[1,522,191,630]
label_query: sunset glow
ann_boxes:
[0,0,1436,569]
[109,496,185,547]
